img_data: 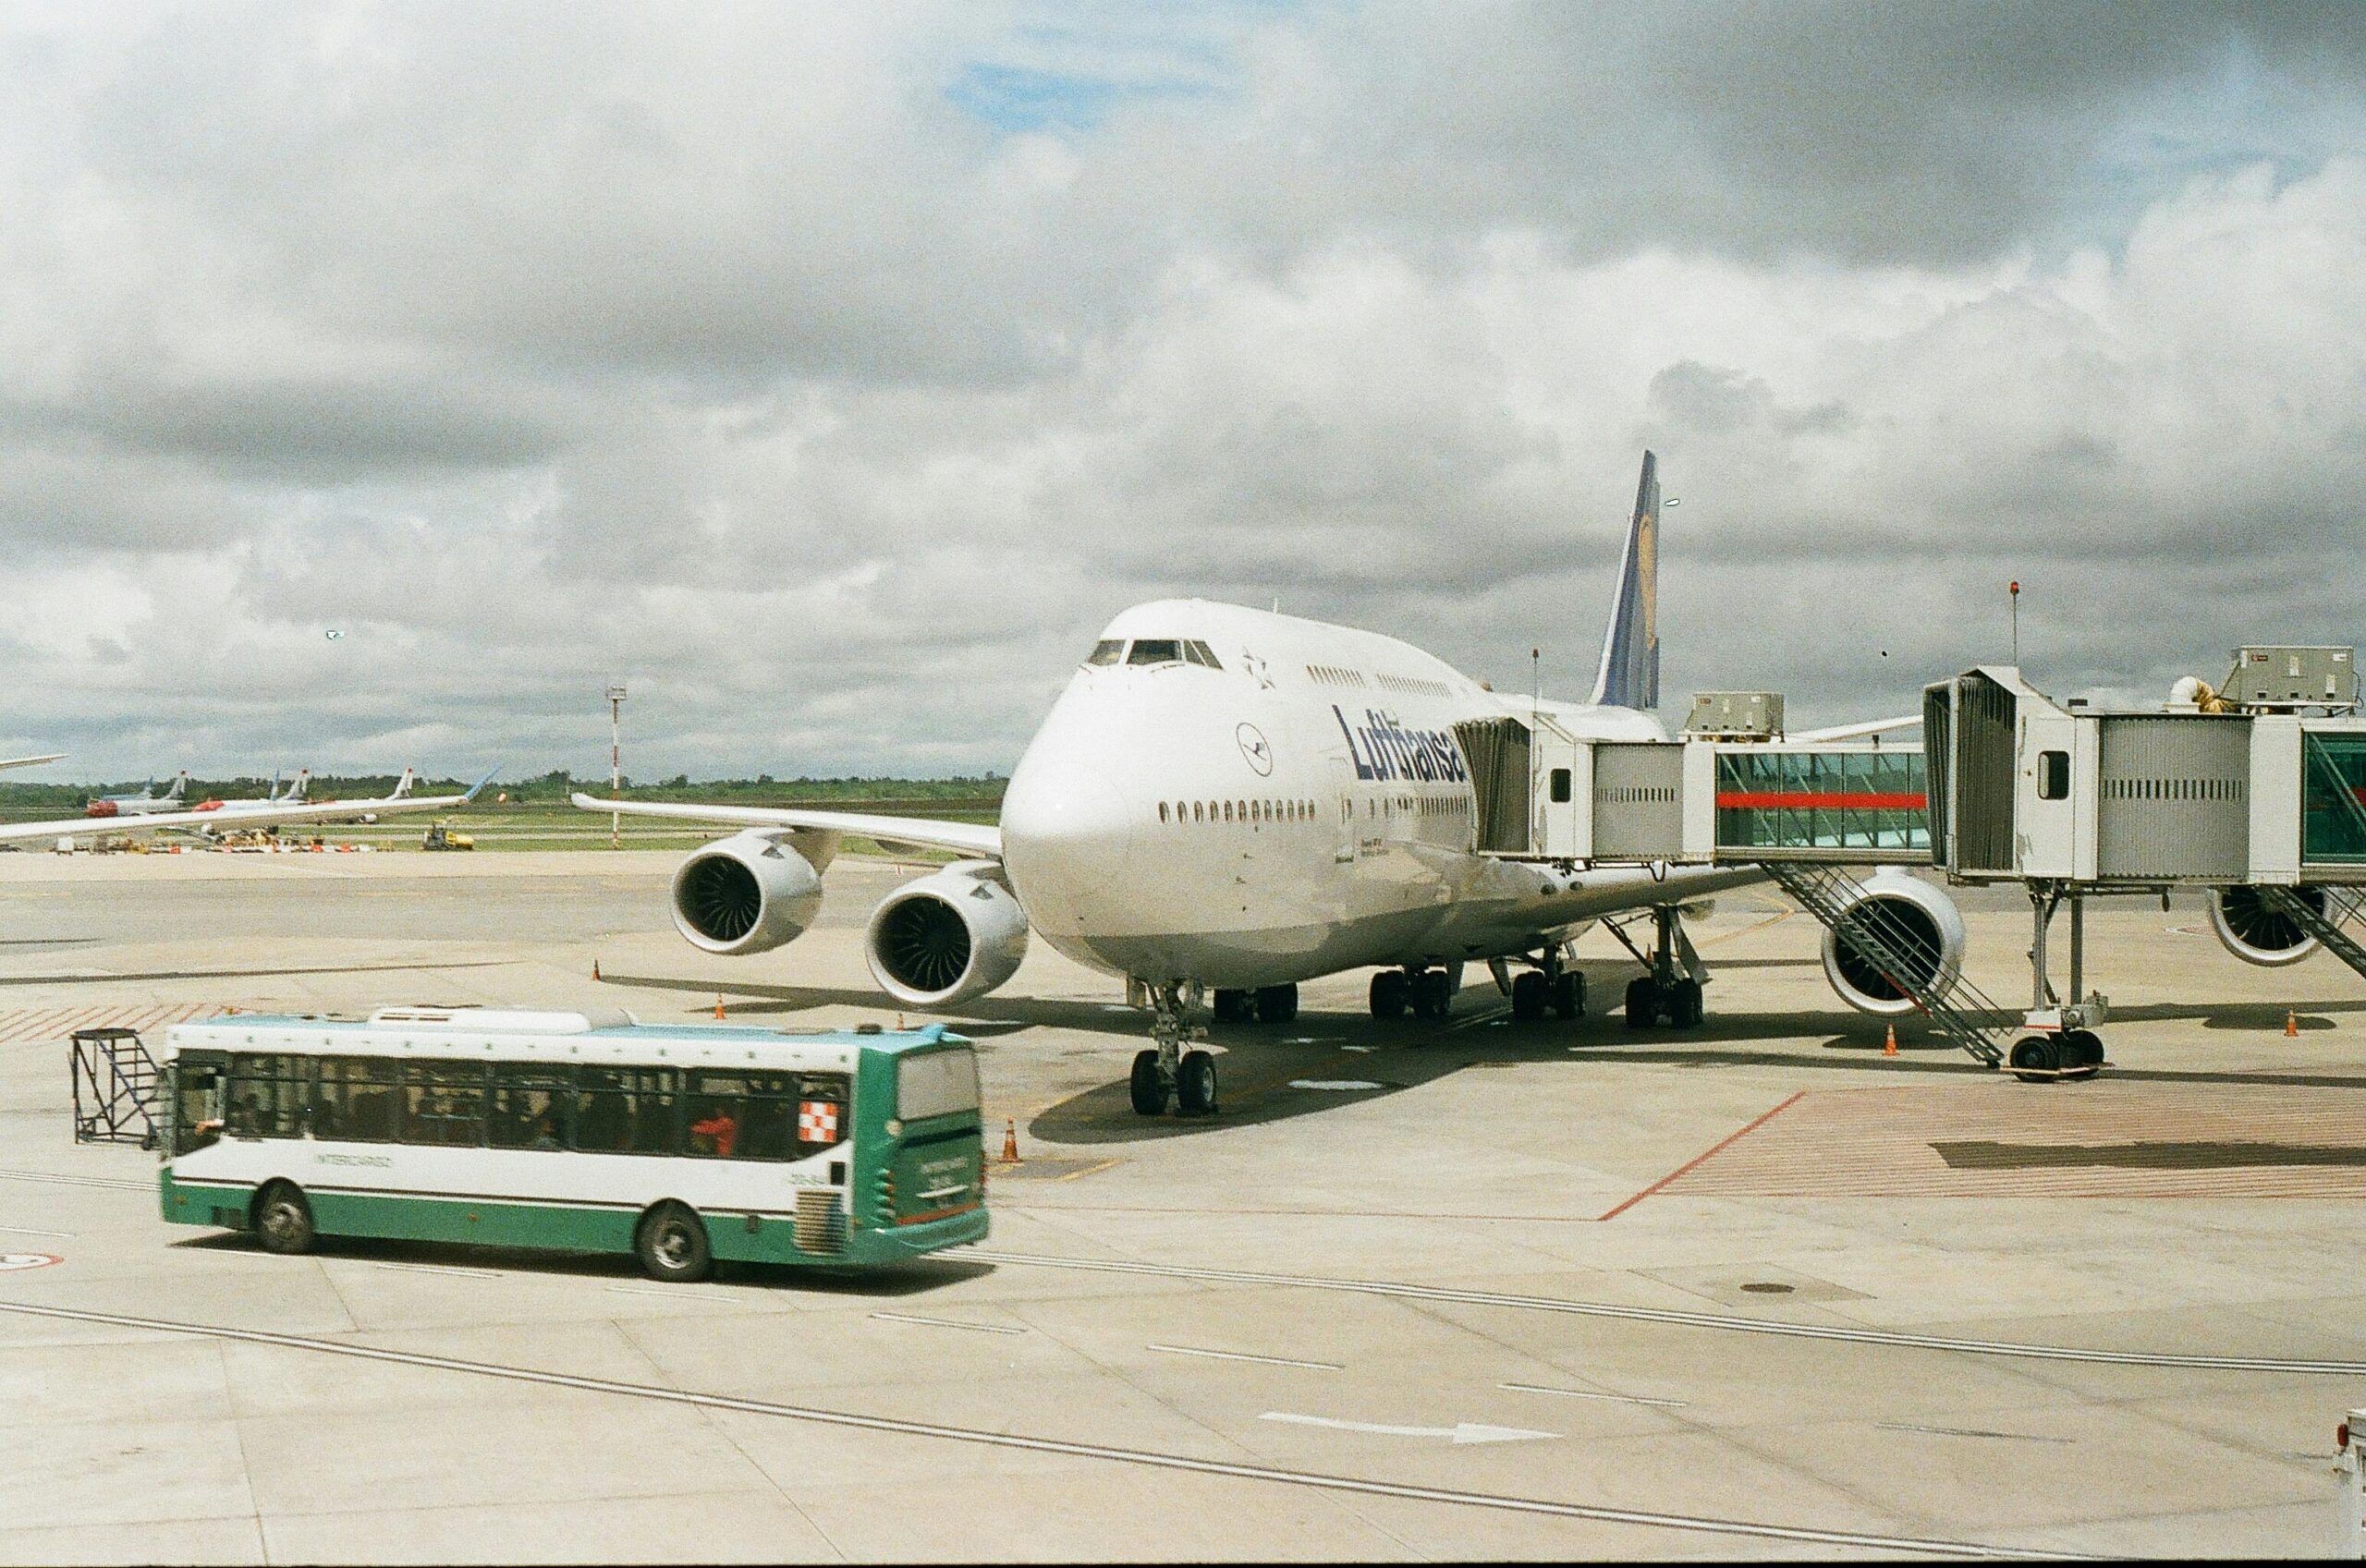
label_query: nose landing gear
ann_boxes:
[1132,979,1223,1117]
[1611,906,1708,1029]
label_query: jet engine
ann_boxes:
[669,832,824,956]
[2208,885,2323,967]
[865,860,1030,1008]
[1821,867,1968,1016]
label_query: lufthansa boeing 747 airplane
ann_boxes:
[579,454,1945,1116]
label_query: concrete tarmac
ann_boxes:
[2,850,2363,1561]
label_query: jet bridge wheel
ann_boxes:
[2008,1036,2062,1083]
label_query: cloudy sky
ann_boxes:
[3,2,2361,781]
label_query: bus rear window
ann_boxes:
[896,1050,980,1121]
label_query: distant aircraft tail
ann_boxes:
[165,770,188,802]
[1587,450,1661,711]
[284,770,310,804]
[391,767,415,799]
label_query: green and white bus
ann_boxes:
[156,1006,987,1281]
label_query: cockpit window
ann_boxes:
[1127,638,1183,666]
[1085,639,1125,667]
[1183,640,1222,669]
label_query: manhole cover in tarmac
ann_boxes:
[0,1253,62,1271]
[1738,1282,1795,1295]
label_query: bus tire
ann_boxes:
[252,1182,316,1256]
[635,1201,713,1282]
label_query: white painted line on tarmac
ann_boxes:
[1262,1411,1557,1445]
[1875,1422,2076,1445]
[1501,1381,1689,1408]
[869,1311,1027,1336]
[370,1261,502,1280]
[0,1296,2072,1560]
[967,1248,2366,1378]
[1287,1079,1382,1091]
[0,1168,149,1192]
[1148,1343,1343,1371]
[0,1223,76,1239]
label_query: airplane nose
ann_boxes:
[1000,753,1137,928]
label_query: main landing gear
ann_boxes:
[1367,966,1457,1021]
[1506,949,1583,1023]
[1131,979,1229,1117]
[1612,906,1706,1029]
[1213,985,1299,1025]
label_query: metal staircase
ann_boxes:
[2259,886,2366,984]
[69,1027,161,1147]
[1760,862,2011,1066]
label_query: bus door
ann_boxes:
[170,1050,227,1155]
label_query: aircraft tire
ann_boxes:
[1176,1050,1218,1116]
[1624,977,1658,1029]
[1672,978,1704,1027]
[1509,971,1548,1021]
[1129,1051,1168,1115]
[1551,972,1583,1020]
[1213,990,1252,1025]
[1412,969,1452,1020]
[1255,984,1299,1025]
[1369,971,1409,1019]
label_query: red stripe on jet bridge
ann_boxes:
[1715,792,1928,811]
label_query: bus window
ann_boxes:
[577,1067,679,1155]
[227,1053,307,1139]
[403,1064,489,1147]
[315,1057,401,1142]
[489,1065,570,1149]
[173,1051,226,1155]
[896,1050,980,1122]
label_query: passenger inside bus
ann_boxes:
[689,1109,738,1158]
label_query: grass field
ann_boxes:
[0,800,998,857]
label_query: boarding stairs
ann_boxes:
[1759,862,2010,1066]
[2258,885,2366,985]
[69,1027,161,1147]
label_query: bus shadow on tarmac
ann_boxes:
[171,1229,994,1295]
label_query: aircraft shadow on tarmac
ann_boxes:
[172,1229,994,1295]
[605,966,2366,1146]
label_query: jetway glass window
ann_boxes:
[1714,750,1930,853]
[2302,733,2366,865]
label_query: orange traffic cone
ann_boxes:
[1883,1023,1898,1057]
[2286,1009,2299,1038]
[591,957,602,981]
[1001,1117,1019,1163]
[714,994,726,1020]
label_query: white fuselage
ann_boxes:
[998,600,1758,990]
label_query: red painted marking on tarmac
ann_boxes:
[1597,1092,1808,1222]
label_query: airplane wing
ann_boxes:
[570,793,1002,860]
[0,754,64,772]
[0,770,497,848]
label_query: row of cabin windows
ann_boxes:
[1374,673,1453,698]
[184,1053,850,1161]
[1160,797,1317,825]
[1086,638,1222,669]
[1366,794,1471,819]
[1306,663,1368,687]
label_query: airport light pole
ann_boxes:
[607,685,628,850]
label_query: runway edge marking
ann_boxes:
[0,1296,2068,1561]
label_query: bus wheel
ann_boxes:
[1128,1050,1168,1115]
[636,1202,713,1282]
[1176,1050,1218,1116]
[253,1182,316,1256]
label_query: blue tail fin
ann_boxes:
[1588,450,1660,710]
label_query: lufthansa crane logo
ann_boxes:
[1236,723,1274,776]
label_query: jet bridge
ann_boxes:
[1462,654,2366,1078]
